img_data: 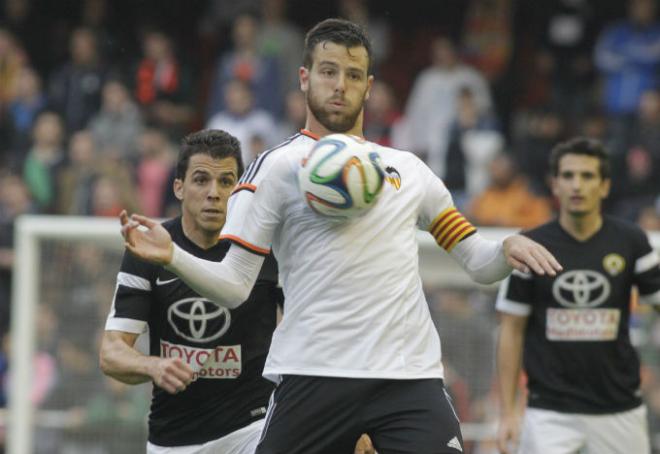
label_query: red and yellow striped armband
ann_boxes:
[429,207,477,252]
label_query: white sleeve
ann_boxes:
[416,157,454,231]
[450,232,512,284]
[165,243,264,309]
[416,158,479,252]
[220,151,287,254]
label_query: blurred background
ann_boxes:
[1,0,660,452]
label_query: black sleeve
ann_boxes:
[105,251,156,332]
[632,228,660,303]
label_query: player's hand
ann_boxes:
[497,413,521,454]
[354,434,376,454]
[148,357,194,394]
[503,234,562,276]
[120,210,174,265]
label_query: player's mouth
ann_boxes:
[328,98,346,108]
[202,208,223,216]
[569,195,585,203]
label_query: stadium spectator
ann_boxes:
[469,153,553,229]
[206,78,278,164]
[22,111,66,212]
[120,18,561,454]
[135,129,177,217]
[461,0,512,83]
[101,129,282,453]
[57,130,98,215]
[512,107,566,196]
[496,137,660,453]
[258,0,304,95]
[89,79,144,160]
[48,27,108,134]
[401,36,492,178]
[534,0,597,120]
[594,0,660,146]
[206,13,282,119]
[134,30,194,138]
[5,66,46,167]
[444,86,503,203]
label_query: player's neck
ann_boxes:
[181,216,220,250]
[559,210,603,242]
[304,112,365,138]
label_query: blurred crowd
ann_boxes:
[0,0,660,451]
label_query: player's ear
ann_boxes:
[173,178,184,201]
[551,176,559,198]
[299,66,309,92]
[600,178,611,198]
[364,75,374,101]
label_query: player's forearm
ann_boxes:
[99,334,156,385]
[166,243,264,309]
[497,324,525,417]
[450,233,512,284]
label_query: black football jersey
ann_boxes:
[497,217,660,414]
[106,217,282,446]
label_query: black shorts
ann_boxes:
[256,375,463,454]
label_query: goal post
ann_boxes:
[9,216,125,454]
[7,215,660,454]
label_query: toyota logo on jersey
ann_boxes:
[552,270,611,308]
[167,297,231,343]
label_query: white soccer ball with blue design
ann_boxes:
[298,134,385,220]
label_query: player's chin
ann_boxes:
[198,214,225,229]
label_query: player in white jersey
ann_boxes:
[120,19,562,454]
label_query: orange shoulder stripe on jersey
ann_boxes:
[231,183,257,195]
[300,129,320,140]
[443,225,477,252]
[429,207,458,235]
[219,235,270,256]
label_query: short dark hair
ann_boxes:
[549,137,611,179]
[176,129,243,180]
[303,18,373,72]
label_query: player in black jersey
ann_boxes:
[496,137,660,454]
[100,129,282,453]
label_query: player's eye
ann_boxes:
[220,177,235,187]
[194,176,208,184]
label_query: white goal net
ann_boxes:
[6,215,660,454]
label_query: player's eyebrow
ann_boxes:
[318,60,339,68]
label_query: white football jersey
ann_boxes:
[222,131,477,382]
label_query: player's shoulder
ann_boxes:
[374,143,426,170]
[239,132,313,185]
[603,215,643,234]
[521,219,561,243]
[161,217,180,234]
[119,217,180,279]
[602,215,648,244]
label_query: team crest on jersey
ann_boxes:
[602,253,625,276]
[385,166,401,190]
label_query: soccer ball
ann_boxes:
[298,134,385,220]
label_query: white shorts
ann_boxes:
[147,419,264,454]
[518,405,649,454]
